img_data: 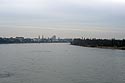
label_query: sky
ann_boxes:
[0,0,125,39]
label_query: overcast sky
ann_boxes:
[0,0,125,38]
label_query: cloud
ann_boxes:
[0,0,125,38]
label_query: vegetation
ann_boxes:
[71,38,125,50]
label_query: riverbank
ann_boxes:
[72,44,125,50]
[71,38,125,50]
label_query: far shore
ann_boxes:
[72,44,125,50]
[91,46,125,50]
[71,38,125,50]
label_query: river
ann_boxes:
[0,43,125,83]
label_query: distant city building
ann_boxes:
[51,35,56,41]
[16,37,24,39]
[42,35,44,39]
[38,35,40,39]
[0,36,73,44]
[15,37,24,42]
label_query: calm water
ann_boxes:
[0,43,125,83]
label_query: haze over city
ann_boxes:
[0,0,125,39]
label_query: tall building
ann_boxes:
[38,35,40,39]
[42,35,44,39]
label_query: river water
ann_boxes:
[0,43,125,83]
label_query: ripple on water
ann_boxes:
[31,50,52,53]
[0,72,14,78]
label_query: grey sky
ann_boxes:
[0,0,125,38]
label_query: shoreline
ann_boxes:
[0,42,69,45]
[96,46,125,50]
[71,38,125,50]
[71,44,125,50]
